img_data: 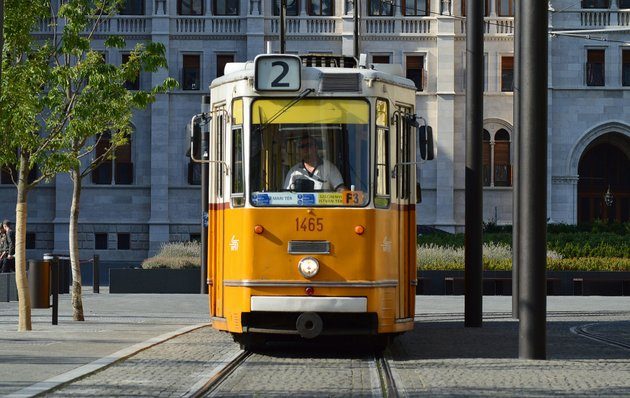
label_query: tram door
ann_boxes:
[396,107,415,320]
[209,106,226,318]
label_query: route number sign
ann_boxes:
[254,55,301,91]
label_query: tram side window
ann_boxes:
[231,128,244,207]
[215,111,224,198]
[375,99,390,208]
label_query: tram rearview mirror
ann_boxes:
[418,125,435,161]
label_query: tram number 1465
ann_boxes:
[295,217,324,232]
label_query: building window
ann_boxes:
[188,119,201,185]
[308,0,333,15]
[497,0,514,16]
[190,233,201,242]
[483,128,512,187]
[494,130,511,186]
[406,55,424,91]
[182,54,201,90]
[581,0,610,8]
[372,54,390,64]
[26,233,36,250]
[179,0,203,15]
[368,0,393,16]
[403,0,429,16]
[273,0,299,15]
[482,130,491,186]
[622,49,630,86]
[92,131,134,185]
[117,233,130,250]
[586,49,605,86]
[461,0,489,16]
[214,0,239,15]
[216,54,234,78]
[95,233,108,250]
[122,53,140,91]
[620,0,630,8]
[501,56,514,92]
[119,0,144,15]
[1,163,37,184]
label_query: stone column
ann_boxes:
[247,0,266,59]
[435,16,457,232]
[148,12,171,255]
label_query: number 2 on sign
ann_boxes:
[295,217,324,232]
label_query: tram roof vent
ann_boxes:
[320,73,361,92]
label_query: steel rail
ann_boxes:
[571,323,630,351]
[375,354,400,398]
[188,350,252,398]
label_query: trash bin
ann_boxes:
[28,260,50,309]
[44,253,70,294]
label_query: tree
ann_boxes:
[0,0,177,330]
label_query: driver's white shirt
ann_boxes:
[284,159,344,191]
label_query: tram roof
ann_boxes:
[209,60,418,92]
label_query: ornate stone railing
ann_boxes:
[554,10,630,28]
[174,17,243,34]
[581,10,612,26]
[365,17,396,34]
[458,17,514,35]
[268,16,340,35]
[401,18,433,34]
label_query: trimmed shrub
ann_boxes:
[142,241,200,269]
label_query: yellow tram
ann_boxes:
[190,54,434,348]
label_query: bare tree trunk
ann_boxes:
[69,166,84,321]
[16,154,32,331]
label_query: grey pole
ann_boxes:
[511,0,521,319]
[280,0,286,53]
[518,0,548,360]
[200,97,210,294]
[353,0,359,59]
[464,0,484,327]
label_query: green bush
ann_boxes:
[419,227,629,259]
[142,241,200,269]
[417,243,630,271]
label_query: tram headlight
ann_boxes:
[298,257,319,279]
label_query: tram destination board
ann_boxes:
[254,54,301,92]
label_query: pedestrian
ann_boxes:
[0,220,15,273]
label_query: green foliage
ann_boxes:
[1,0,177,184]
[419,223,629,260]
[142,242,201,270]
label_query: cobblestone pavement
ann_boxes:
[388,312,630,397]
[210,342,381,397]
[3,295,630,397]
[43,326,239,397]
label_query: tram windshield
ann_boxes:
[250,98,369,207]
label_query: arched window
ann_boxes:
[482,130,491,186]
[482,125,512,187]
[494,129,511,186]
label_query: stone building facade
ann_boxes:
[0,0,628,265]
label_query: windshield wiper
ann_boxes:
[255,88,315,133]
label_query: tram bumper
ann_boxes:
[242,296,377,336]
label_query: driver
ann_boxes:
[284,136,345,191]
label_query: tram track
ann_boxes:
[186,350,253,398]
[571,322,630,351]
[186,346,403,398]
[375,353,401,398]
